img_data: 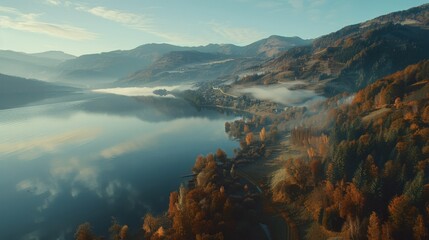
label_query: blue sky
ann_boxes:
[0,0,427,56]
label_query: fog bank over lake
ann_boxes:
[92,85,194,97]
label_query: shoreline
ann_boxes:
[197,104,274,117]
[219,109,300,240]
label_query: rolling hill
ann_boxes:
[56,36,311,85]
[246,3,429,95]
[0,50,75,81]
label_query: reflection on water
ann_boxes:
[0,93,239,239]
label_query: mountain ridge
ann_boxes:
[55,36,311,84]
[30,51,76,61]
[249,3,429,95]
[0,50,75,81]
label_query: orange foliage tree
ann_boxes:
[259,127,266,142]
[388,195,416,237]
[367,211,381,240]
[74,223,99,240]
[245,132,253,146]
[413,214,427,240]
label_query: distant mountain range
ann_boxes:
[0,50,75,81]
[0,36,309,86]
[56,35,310,85]
[251,3,429,95]
[119,36,312,85]
[30,51,76,61]
[120,51,259,85]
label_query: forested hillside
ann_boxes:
[247,4,429,96]
[271,60,429,239]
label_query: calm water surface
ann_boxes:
[0,93,239,239]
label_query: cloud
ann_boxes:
[105,180,137,198]
[210,22,264,44]
[256,1,285,9]
[74,167,100,192]
[21,230,42,240]
[288,0,304,9]
[310,0,326,7]
[76,5,152,31]
[45,2,199,45]
[100,118,191,159]
[45,0,61,5]
[0,5,96,40]
[0,128,101,159]
[100,135,157,159]
[19,156,139,211]
[50,156,101,195]
[16,179,60,211]
[288,0,326,10]
[50,155,140,205]
[75,4,194,44]
[44,0,73,7]
[70,187,80,198]
[0,6,21,14]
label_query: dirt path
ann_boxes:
[212,87,238,98]
[237,132,301,240]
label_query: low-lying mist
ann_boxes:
[235,82,324,106]
[92,85,194,97]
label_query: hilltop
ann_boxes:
[238,4,429,95]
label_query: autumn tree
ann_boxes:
[245,132,253,146]
[259,127,266,142]
[143,213,159,234]
[413,214,427,240]
[381,223,391,240]
[196,232,224,240]
[243,124,250,133]
[193,155,206,173]
[344,217,364,240]
[422,105,429,123]
[284,158,312,189]
[172,209,192,240]
[339,183,364,219]
[215,148,227,163]
[388,195,416,237]
[196,154,217,187]
[168,192,179,217]
[394,97,402,109]
[74,223,98,240]
[120,225,128,240]
[367,212,381,240]
[109,218,122,240]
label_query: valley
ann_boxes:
[1,2,429,240]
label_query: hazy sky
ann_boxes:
[0,0,427,56]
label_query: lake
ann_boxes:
[0,92,239,240]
